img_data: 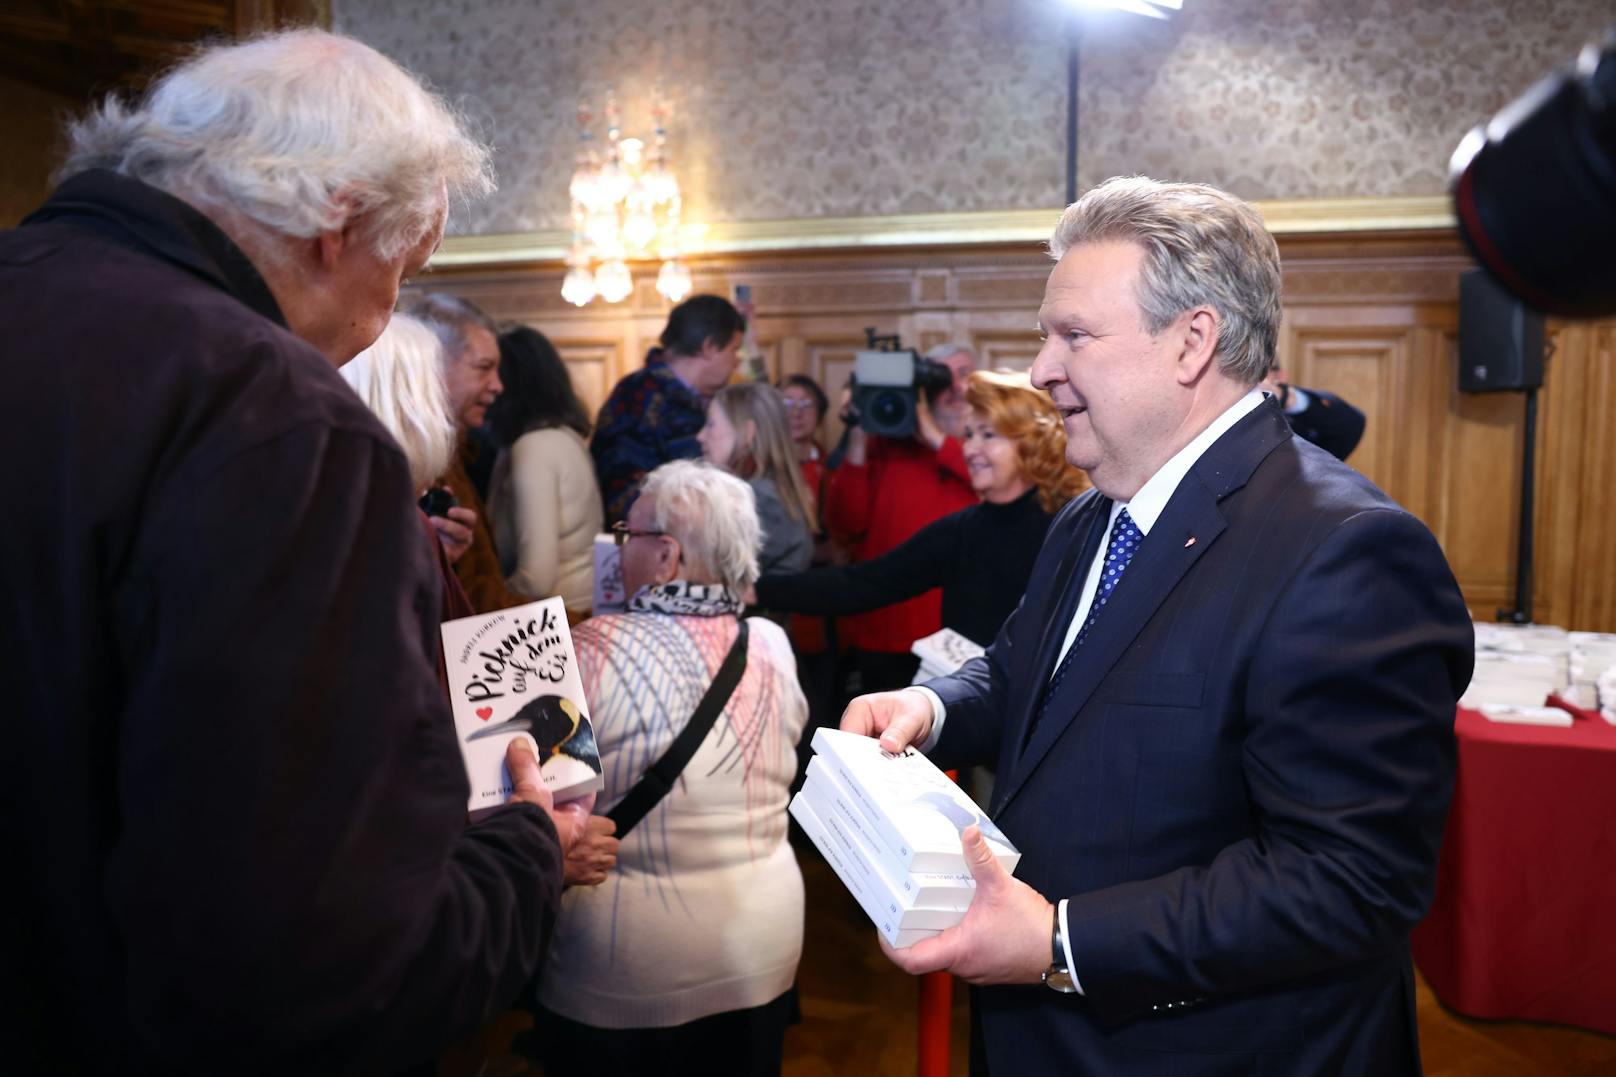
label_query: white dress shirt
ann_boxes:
[911,389,1266,992]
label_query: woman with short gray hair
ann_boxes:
[535,459,807,1076]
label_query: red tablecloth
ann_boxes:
[1410,706,1616,1034]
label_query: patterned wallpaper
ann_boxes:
[334,0,1611,236]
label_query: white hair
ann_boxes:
[924,342,977,365]
[340,314,457,491]
[57,28,492,261]
[1049,176,1282,385]
[639,460,761,595]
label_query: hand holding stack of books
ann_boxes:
[790,727,1019,948]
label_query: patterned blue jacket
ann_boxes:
[590,348,708,523]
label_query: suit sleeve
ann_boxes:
[111,423,564,1074]
[1061,508,1471,1026]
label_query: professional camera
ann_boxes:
[845,329,954,438]
[1450,27,1616,318]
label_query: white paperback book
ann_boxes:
[804,753,969,905]
[909,627,986,684]
[789,793,943,949]
[591,534,626,614]
[440,596,604,811]
[810,727,1019,875]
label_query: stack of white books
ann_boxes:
[790,727,1018,948]
[1463,651,1564,711]
[1474,621,1572,659]
[1464,621,1572,715]
[909,627,985,684]
[1477,703,1574,728]
[1567,632,1616,710]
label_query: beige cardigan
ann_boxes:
[487,426,603,613]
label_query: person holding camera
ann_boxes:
[823,344,979,693]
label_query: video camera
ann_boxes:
[845,329,954,438]
[1450,27,1616,318]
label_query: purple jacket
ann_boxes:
[0,170,564,1074]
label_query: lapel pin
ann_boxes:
[1184,536,1196,548]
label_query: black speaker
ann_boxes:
[1458,268,1546,392]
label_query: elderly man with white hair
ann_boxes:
[534,460,808,1077]
[0,29,577,1074]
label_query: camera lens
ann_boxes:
[870,391,910,429]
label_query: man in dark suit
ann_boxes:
[842,177,1474,1075]
[1262,362,1368,460]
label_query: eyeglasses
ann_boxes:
[782,398,818,412]
[612,520,668,547]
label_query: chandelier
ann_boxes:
[561,93,691,306]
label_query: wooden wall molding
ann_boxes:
[418,229,1616,633]
[430,196,1456,269]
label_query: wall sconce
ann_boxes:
[562,92,691,306]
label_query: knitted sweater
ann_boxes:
[536,608,808,1027]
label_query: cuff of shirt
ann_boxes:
[904,686,946,753]
[1058,898,1085,995]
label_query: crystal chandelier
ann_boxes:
[562,93,691,306]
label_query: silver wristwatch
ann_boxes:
[1041,908,1078,993]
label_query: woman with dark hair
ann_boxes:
[486,325,603,615]
[752,371,1088,648]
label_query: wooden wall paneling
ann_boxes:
[543,337,622,418]
[1531,325,1585,630]
[1439,374,1526,620]
[802,328,881,449]
[1541,321,1616,631]
[421,236,1616,634]
[1573,324,1616,630]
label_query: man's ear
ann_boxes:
[1174,306,1221,386]
[315,227,345,272]
[315,188,365,271]
[653,535,682,584]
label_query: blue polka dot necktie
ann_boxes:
[1028,507,1143,739]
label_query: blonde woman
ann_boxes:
[340,313,476,675]
[697,382,815,577]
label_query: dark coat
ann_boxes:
[0,170,564,1074]
[1286,386,1367,460]
[929,398,1473,1076]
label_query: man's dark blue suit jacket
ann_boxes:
[928,397,1474,1076]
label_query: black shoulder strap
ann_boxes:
[606,620,750,838]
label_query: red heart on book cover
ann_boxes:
[476,706,494,721]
